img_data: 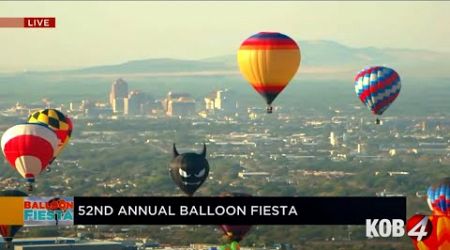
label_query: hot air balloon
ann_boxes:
[427,177,450,216]
[409,215,450,250]
[169,144,209,196]
[409,178,450,249]
[229,241,240,250]
[220,192,252,243]
[354,66,401,124]
[0,190,27,249]
[237,32,301,113]
[27,109,73,167]
[1,124,58,191]
[219,242,239,250]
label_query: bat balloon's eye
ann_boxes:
[195,168,206,178]
[179,169,190,178]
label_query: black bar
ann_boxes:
[74,196,406,225]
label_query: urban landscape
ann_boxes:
[0,77,449,249]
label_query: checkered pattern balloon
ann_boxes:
[27,109,73,158]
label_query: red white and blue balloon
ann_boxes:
[354,66,401,115]
[427,178,450,216]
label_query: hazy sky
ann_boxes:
[0,1,449,72]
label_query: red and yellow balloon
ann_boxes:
[237,32,301,113]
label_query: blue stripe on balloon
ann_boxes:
[250,32,291,40]
[355,67,398,100]
[366,87,400,115]
[368,78,400,102]
[372,77,400,97]
[368,70,397,103]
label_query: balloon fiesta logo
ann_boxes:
[23,197,74,226]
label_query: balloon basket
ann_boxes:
[266,106,273,114]
[27,183,33,192]
[376,118,381,125]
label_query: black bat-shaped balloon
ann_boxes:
[169,143,209,196]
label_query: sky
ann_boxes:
[0,1,449,72]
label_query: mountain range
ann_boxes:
[35,40,449,80]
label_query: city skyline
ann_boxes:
[0,2,450,72]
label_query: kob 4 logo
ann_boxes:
[366,216,433,240]
[406,214,433,241]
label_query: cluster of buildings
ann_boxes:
[107,78,238,118]
[1,78,240,119]
[109,79,153,115]
[71,78,238,118]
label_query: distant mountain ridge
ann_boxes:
[25,40,450,78]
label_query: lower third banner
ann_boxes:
[73,196,406,225]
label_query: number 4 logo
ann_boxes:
[406,214,433,241]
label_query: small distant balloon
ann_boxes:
[354,66,401,124]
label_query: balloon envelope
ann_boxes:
[0,190,27,245]
[354,66,401,116]
[229,242,240,250]
[1,123,58,184]
[220,192,252,242]
[237,32,300,107]
[427,178,450,216]
[27,109,73,158]
[169,144,209,196]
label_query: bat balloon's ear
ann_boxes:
[201,143,207,158]
[173,143,179,158]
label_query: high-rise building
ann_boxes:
[329,132,338,147]
[357,143,366,154]
[109,78,128,113]
[421,121,427,132]
[204,89,237,113]
[164,92,196,117]
[124,90,146,115]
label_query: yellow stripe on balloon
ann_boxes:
[237,49,300,87]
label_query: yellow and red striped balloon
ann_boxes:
[237,32,301,113]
